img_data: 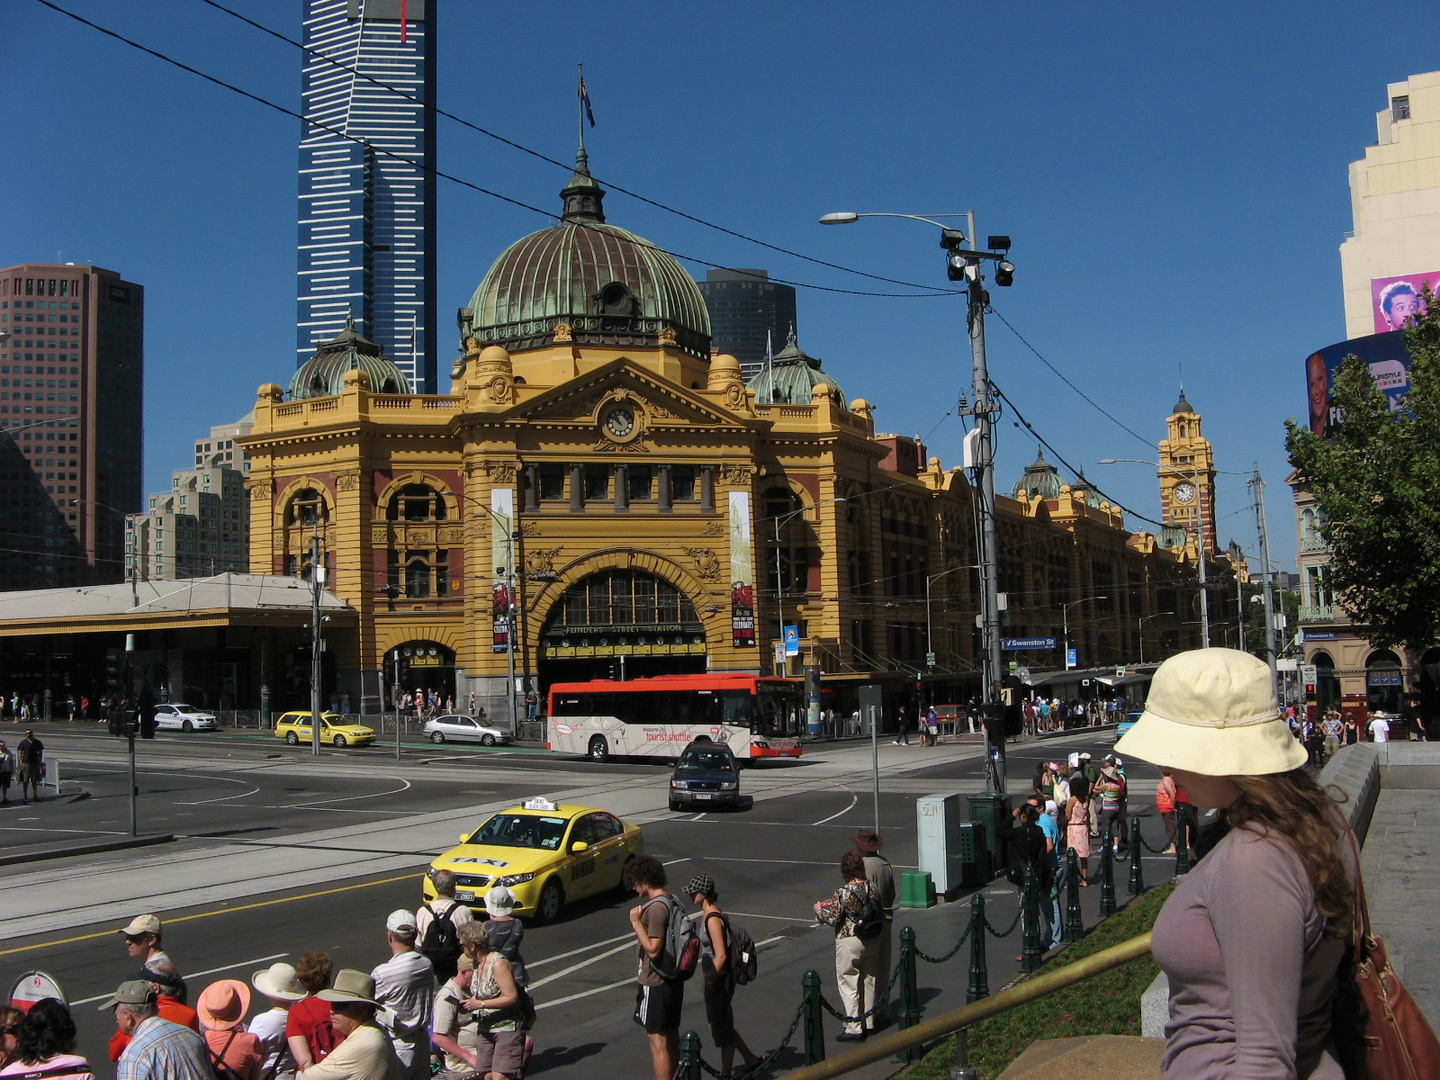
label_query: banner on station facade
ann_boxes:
[729,490,754,647]
[491,486,513,652]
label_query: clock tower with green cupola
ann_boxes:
[1159,391,1217,555]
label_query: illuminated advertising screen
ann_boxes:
[1303,330,1411,436]
[1370,272,1437,334]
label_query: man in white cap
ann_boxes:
[301,970,400,1080]
[119,915,172,973]
[370,910,434,1080]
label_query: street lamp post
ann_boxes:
[310,520,323,757]
[450,493,520,734]
[1061,596,1108,671]
[823,210,1015,793]
[1137,611,1174,665]
[924,565,976,674]
[768,498,845,677]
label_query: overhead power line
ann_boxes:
[34,0,948,300]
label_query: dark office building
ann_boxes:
[0,264,144,589]
[697,268,797,382]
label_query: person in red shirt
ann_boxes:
[107,963,198,1062]
[286,951,343,1070]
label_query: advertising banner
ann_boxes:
[1370,272,1437,334]
[729,490,755,647]
[491,487,513,653]
[1303,330,1412,436]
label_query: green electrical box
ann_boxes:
[966,792,1012,873]
[900,869,936,909]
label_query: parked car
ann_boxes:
[153,703,217,732]
[1115,710,1143,743]
[274,711,376,748]
[423,713,512,747]
[669,741,742,811]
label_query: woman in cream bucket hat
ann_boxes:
[1117,648,1354,1079]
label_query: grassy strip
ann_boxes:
[902,882,1174,1080]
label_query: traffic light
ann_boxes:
[105,648,121,693]
[108,701,123,737]
[138,687,156,739]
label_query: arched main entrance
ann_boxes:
[1311,650,1341,715]
[387,641,456,713]
[538,569,707,686]
[1365,649,1403,715]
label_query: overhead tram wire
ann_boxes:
[33,0,943,300]
[194,0,955,297]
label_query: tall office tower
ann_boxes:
[297,0,437,393]
[0,264,143,589]
[1340,71,1440,339]
[696,268,797,382]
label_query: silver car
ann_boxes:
[422,713,512,747]
[153,703,218,732]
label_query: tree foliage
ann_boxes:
[1284,287,1440,654]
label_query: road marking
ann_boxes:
[288,779,413,808]
[703,857,836,867]
[527,940,635,990]
[811,791,857,826]
[661,857,691,867]
[529,932,635,970]
[0,873,417,957]
[71,953,288,1005]
[534,976,632,1010]
[174,775,263,805]
[725,911,810,922]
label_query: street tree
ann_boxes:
[1284,287,1440,654]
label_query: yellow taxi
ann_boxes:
[423,797,644,924]
[273,711,377,748]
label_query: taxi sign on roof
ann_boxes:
[523,796,558,812]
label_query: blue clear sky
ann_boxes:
[4,1,1437,576]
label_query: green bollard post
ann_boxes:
[1175,803,1190,875]
[897,926,921,1063]
[676,1031,702,1080]
[802,969,826,1065]
[1064,847,1084,941]
[1129,815,1146,896]
[1021,863,1043,972]
[1099,822,1116,917]
[966,892,989,1002]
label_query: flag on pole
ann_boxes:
[764,330,774,402]
[578,75,595,127]
[399,0,407,42]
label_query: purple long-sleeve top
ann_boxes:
[1151,822,1352,1079]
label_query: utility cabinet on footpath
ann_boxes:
[915,794,964,895]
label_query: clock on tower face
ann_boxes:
[1174,482,1197,504]
[603,406,635,439]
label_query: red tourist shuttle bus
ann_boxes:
[546,673,805,762]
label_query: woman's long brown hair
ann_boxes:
[1227,769,1353,938]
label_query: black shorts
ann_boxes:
[703,979,736,1047]
[634,980,683,1034]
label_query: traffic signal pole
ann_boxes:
[125,633,137,836]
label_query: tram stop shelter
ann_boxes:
[0,572,357,720]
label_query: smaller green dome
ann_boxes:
[746,325,847,405]
[290,315,412,400]
[1013,449,1062,501]
[1069,473,1104,509]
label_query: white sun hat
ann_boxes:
[1115,647,1307,776]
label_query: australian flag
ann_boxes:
[579,75,595,127]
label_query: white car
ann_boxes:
[422,713,512,747]
[153,704,218,732]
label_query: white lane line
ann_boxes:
[175,776,263,805]
[661,857,692,867]
[702,857,835,866]
[811,792,858,826]
[724,911,810,923]
[71,953,288,1005]
[288,779,413,808]
[535,976,632,1010]
[529,932,635,970]
[526,940,635,991]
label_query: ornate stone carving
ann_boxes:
[520,521,541,537]
[247,480,272,503]
[700,521,726,537]
[719,464,754,485]
[649,404,674,420]
[484,462,518,484]
[334,471,361,493]
[724,383,746,410]
[487,376,515,405]
[684,547,722,582]
[592,439,651,454]
[464,336,481,356]
[657,326,678,347]
[439,527,465,545]
[552,322,573,343]
[524,547,562,576]
[406,528,430,547]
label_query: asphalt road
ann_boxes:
[1,725,1176,1079]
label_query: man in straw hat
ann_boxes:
[1113,647,1360,1077]
[852,827,896,1028]
[250,962,305,1080]
[299,971,400,1080]
[197,979,264,1080]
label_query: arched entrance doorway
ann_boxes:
[1365,649,1403,715]
[387,641,456,715]
[1311,650,1341,715]
[538,569,707,688]
[1418,648,1440,740]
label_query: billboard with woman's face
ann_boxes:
[1371,273,1436,334]
[1304,329,1411,436]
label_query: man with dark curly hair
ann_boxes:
[623,854,682,1080]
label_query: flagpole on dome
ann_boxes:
[764,330,774,404]
[577,63,596,160]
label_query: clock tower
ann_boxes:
[1159,392,1216,555]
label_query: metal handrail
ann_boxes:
[779,931,1154,1080]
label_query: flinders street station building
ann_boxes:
[239,153,1218,720]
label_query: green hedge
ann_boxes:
[903,882,1174,1080]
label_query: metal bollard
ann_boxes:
[966,892,989,1002]
[949,1028,978,1080]
[1064,847,1084,941]
[802,969,826,1065]
[1175,803,1190,875]
[676,1031,702,1080]
[1128,815,1146,895]
[1099,822,1116,917]
[898,926,921,1063]
[1020,863,1043,973]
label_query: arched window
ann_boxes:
[287,488,328,527]
[387,484,448,522]
[406,555,432,598]
[762,487,808,597]
[1366,649,1403,714]
[548,570,699,631]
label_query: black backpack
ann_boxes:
[419,901,463,969]
[700,911,759,987]
[849,882,885,941]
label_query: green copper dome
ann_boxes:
[746,326,847,405]
[1013,450,1062,501]
[289,315,411,400]
[462,150,712,360]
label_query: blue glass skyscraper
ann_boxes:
[297,0,437,393]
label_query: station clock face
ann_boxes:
[604,406,635,438]
[1174,482,1197,504]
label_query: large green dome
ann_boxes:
[289,315,411,400]
[461,151,712,360]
